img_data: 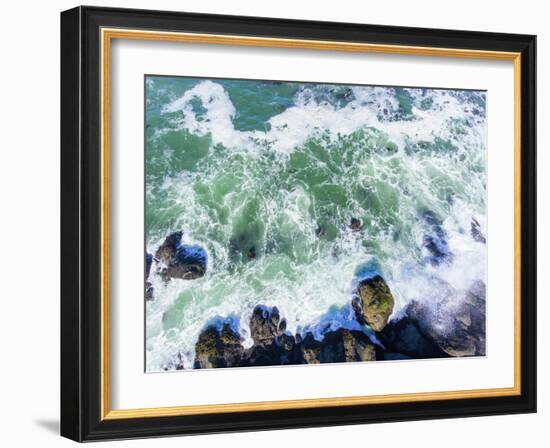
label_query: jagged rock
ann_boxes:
[155,231,207,281]
[249,305,284,347]
[244,333,299,366]
[155,231,182,263]
[194,323,244,369]
[297,332,323,364]
[471,218,486,244]
[352,275,395,331]
[319,328,376,363]
[406,281,486,357]
[377,316,449,359]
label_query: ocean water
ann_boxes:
[145,76,487,371]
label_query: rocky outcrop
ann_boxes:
[193,306,376,369]
[155,231,207,281]
[377,315,449,359]
[352,275,395,331]
[194,323,245,369]
[318,328,376,363]
[187,274,485,369]
[405,281,486,357]
[249,305,285,346]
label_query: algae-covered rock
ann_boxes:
[352,275,395,331]
[194,323,244,369]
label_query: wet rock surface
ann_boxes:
[377,316,449,359]
[352,275,395,332]
[405,281,486,357]
[154,231,207,281]
[145,253,154,301]
[194,323,245,369]
[421,210,453,266]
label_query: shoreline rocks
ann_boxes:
[184,269,484,369]
[193,307,378,369]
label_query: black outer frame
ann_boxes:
[60,5,537,442]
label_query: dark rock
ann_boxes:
[352,275,395,331]
[155,230,183,263]
[377,315,449,359]
[145,253,153,280]
[315,225,325,237]
[244,333,299,366]
[297,332,323,364]
[246,247,257,260]
[319,328,376,363]
[249,305,284,347]
[155,231,207,281]
[350,218,363,232]
[145,253,154,300]
[194,323,245,369]
[406,281,486,357]
[421,211,453,265]
[471,218,486,244]
[145,282,154,301]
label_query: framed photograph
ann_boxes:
[60,6,536,441]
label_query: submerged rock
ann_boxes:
[421,210,453,265]
[145,253,153,279]
[155,231,207,281]
[471,218,486,244]
[405,281,486,357]
[194,323,245,369]
[145,282,154,301]
[350,218,363,232]
[145,253,154,301]
[352,275,395,331]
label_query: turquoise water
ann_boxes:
[145,76,487,371]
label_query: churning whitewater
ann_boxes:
[145,76,487,371]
